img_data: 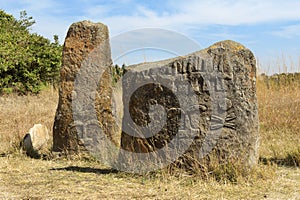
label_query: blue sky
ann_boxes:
[1,0,300,74]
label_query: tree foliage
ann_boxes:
[112,64,127,85]
[0,10,62,94]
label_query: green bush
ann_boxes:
[112,64,127,85]
[0,10,62,94]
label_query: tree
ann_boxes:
[111,64,127,85]
[0,10,62,94]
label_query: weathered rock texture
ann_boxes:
[53,21,117,153]
[21,124,51,158]
[52,21,258,172]
[120,40,259,171]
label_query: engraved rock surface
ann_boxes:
[52,21,117,153]
[52,23,258,173]
[120,40,259,170]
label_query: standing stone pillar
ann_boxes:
[120,40,259,172]
[53,21,117,153]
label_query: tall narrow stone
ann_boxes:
[53,21,117,153]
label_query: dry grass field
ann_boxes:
[0,74,299,199]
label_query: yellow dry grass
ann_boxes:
[0,75,299,199]
[257,75,300,165]
[0,88,58,154]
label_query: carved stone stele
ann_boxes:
[120,40,259,171]
[53,21,118,153]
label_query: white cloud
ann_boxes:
[81,0,300,36]
[110,28,202,61]
[168,0,300,25]
[84,5,112,18]
[31,16,73,42]
[2,0,300,43]
[23,0,59,12]
[271,24,300,38]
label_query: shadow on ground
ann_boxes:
[50,166,119,174]
[259,156,300,167]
